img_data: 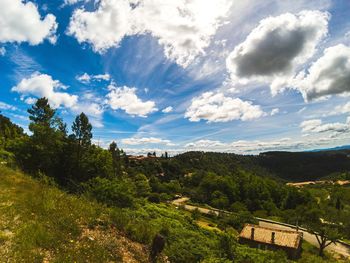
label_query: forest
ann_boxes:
[1,97,350,262]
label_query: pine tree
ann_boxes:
[71,113,93,181]
[28,97,55,127]
[26,97,66,177]
[109,141,121,176]
[72,113,92,148]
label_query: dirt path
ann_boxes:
[171,197,350,258]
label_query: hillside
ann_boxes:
[0,165,150,263]
[2,167,349,263]
[255,151,350,181]
[1,102,350,262]
[2,165,313,263]
[158,151,350,182]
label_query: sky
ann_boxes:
[1,0,350,155]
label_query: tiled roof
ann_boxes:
[239,224,302,249]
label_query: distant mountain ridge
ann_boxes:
[255,149,350,181]
[169,149,350,182]
[307,145,350,152]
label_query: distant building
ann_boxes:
[287,180,350,187]
[127,155,157,161]
[239,224,303,259]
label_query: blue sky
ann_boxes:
[1,0,350,155]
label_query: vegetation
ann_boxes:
[1,97,350,262]
[0,165,297,263]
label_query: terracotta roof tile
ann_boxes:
[239,224,302,249]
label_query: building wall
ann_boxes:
[239,237,302,259]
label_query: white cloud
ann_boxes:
[106,84,157,117]
[184,135,347,154]
[12,72,78,108]
[270,108,280,116]
[121,137,174,146]
[72,102,105,128]
[0,47,5,56]
[64,0,83,5]
[133,0,232,67]
[123,147,179,156]
[329,102,350,116]
[300,119,322,132]
[0,0,57,45]
[162,106,173,113]
[0,101,17,111]
[24,97,37,105]
[185,139,226,149]
[67,0,135,52]
[67,0,231,67]
[185,92,265,122]
[300,118,350,134]
[226,10,329,95]
[76,73,110,83]
[293,44,350,101]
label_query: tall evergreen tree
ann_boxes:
[109,141,122,176]
[70,113,93,182]
[72,113,92,148]
[26,98,66,177]
[28,97,56,126]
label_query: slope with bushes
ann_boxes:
[1,98,350,262]
[0,165,298,262]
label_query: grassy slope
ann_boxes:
[0,165,148,263]
[0,165,347,263]
[0,166,223,263]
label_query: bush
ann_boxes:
[218,211,257,232]
[84,177,136,208]
[148,193,161,203]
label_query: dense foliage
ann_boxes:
[1,97,350,262]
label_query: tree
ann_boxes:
[219,232,236,260]
[72,113,92,148]
[0,114,25,166]
[70,113,93,180]
[84,177,135,208]
[150,233,166,263]
[134,173,151,197]
[191,208,201,221]
[28,97,55,125]
[109,141,122,177]
[26,98,66,176]
[302,207,343,256]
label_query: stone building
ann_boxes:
[239,224,303,259]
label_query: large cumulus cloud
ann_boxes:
[0,0,57,45]
[12,72,78,108]
[300,118,350,134]
[67,0,231,67]
[294,44,350,101]
[105,84,157,117]
[185,91,265,123]
[226,10,329,94]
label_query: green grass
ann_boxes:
[0,165,347,263]
[0,165,142,262]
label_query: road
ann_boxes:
[172,197,220,216]
[259,221,350,258]
[171,197,350,258]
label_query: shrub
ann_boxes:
[84,177,136,208]
[148,193,161,203]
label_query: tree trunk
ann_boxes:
[319,244,325,257]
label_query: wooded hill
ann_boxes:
[159,150,350,182]
[1,98,350,261]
